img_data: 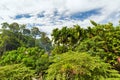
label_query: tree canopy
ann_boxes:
[0,21,120,80]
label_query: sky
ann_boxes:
[0,0,120,34]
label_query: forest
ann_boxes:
[0,20,120,80]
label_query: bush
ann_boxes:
[0,47,50,75]
[0,64,34,80]
[45,51,120,80]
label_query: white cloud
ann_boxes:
[0,0,120,34]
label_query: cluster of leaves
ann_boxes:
[75,21,120,68]
[51,25,85,52]
[52,21,120,69]
[46,51,120,80]
[0,63,34,80]
[0,47,50,79]
[0,47,49,74]
[48,21,120,79]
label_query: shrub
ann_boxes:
[0,47,50,75]
[46,51,120,80]
[0,63,34,80]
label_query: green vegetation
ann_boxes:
[0,64,34,80]
[0,21,120,80]
[46,51,116,80]
[0,47,49,75]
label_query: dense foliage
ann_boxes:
[0,47,50,79]
[0,21,120,80]
[0,22,52,55]
[46,51,117,80]
[0,64,34,80]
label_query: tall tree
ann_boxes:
[1,22,9,29]
[31,27,40,39]
[39,32,52,52]
[9,22,20,32]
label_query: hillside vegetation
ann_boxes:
[0,21,120,80]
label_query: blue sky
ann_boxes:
[0,0,120,34]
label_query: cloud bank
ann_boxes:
[0,0,120,33]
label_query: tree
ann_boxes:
[9,22,20,32]
[23,28,31,35]
[39,32,52,52]
[1,22,9,29]
[0,30,20,54]
[51,25,85,54]
[31,27,40,39]
[76,21,120,72]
